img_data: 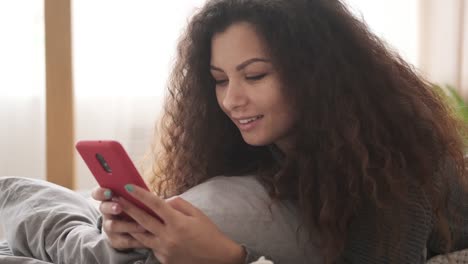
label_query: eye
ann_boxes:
[215,79,228,86]
[246,73,267,81]
[211,73,228,86]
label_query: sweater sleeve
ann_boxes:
[427,159,468,257]
[242,245,275,263]
[340,158,468,263]
[338,183,432,264]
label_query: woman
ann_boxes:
[93,0,468,263]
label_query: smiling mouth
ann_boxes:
[237,115,263,124]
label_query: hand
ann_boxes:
[115,184,246,264]
[91,187,147,250]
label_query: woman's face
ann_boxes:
[210,22,297,150]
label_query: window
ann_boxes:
[0,1,45,179]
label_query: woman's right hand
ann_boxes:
[91,187,147,250]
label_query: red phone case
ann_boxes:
[75,140,162,222]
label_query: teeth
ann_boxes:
[239,116,261,124]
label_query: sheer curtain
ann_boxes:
[346,0,468,94]
[0,1,45,180]
[344,0,420,67]
[72,0,206,190]
[418,0,467,95]
[0,0,45,240]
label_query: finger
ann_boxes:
[99,201,122,215]
[91,187,113,201]
[130,231,160,249]
[116,196,165,235]
[103,218,147,234]
[107,233,146,250]
[166,196,201,217]
[124,184,176,222]
[152,251,166,264]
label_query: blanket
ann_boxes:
[0,176,156,264]
[0,175,320,263]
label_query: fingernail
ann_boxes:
[112,204,120,213]
[125,184,134,193]
[104,190,112,199]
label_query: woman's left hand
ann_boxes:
[114,184,246,264]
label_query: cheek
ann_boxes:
[272,97,297,130]
[215,89,226,111]
[275,108,295,129]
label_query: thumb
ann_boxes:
[166,196,201,217]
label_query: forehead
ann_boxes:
[210,22,269,66]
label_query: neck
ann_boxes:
[269,144,286,162]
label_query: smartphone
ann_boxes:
[75,140,163,222]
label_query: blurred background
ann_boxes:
[0,0,466,191]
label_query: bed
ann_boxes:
[0,176,466,264]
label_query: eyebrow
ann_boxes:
[210,58,271,72]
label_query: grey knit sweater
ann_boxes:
[242,159,468,264]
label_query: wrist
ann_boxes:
[222,239,246,264]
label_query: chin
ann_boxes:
[241,135,273,147]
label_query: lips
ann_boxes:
[234,115,264,131]
[238,115,263,124]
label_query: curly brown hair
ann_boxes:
[146,0,467,262]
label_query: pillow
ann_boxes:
[179,175,320,263]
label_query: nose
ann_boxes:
[221,80,248,111]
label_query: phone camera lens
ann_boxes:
[96,153,112,173]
